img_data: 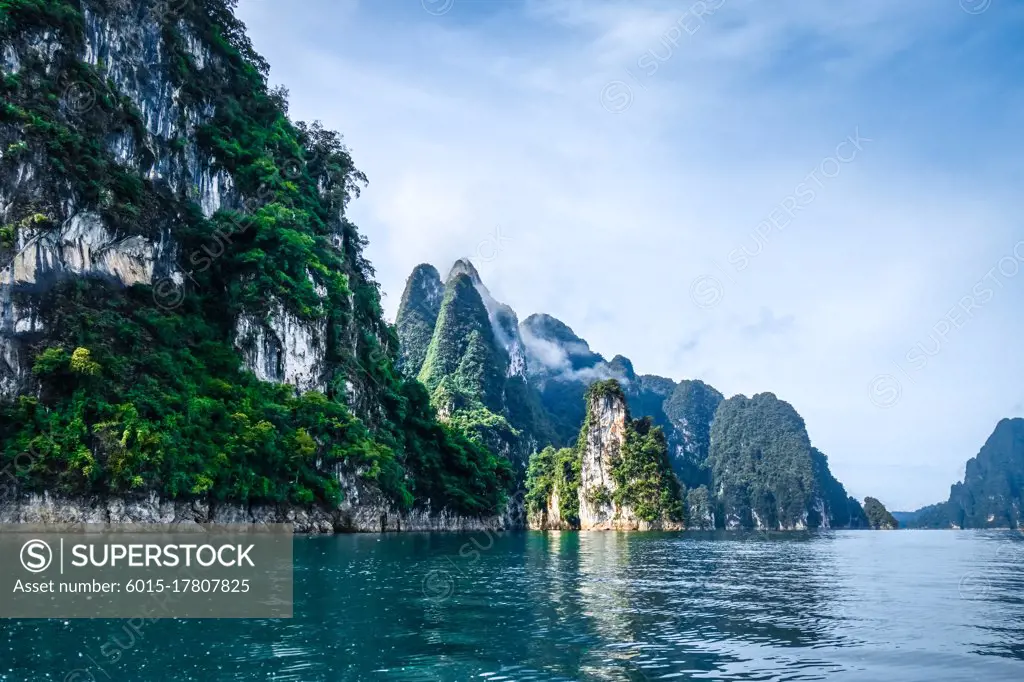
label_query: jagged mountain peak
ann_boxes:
[521,313,584,343]
[608,355,636,381]
[519,313,604,377]
[993,417,1024,435]
[392,261,869,531]
[447,257,482,285]
[395,264,444,376]
[436,260,527,380]
[418,270,507,412]
[662,379,724,485]
[920,416,1024,529]
[409,262,442,284]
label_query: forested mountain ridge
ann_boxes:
[395,263,442,376]
[397,260,878,530]
[394,260,551,485]
[0,0,511,530]
[903,418,1024,529]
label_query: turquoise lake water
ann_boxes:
[1,530,1022,680]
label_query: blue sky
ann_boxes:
[236,0,1024,510]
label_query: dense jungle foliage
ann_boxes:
[0,0,511,515]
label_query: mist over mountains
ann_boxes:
[397,259,885,530]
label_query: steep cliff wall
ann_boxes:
[0,0,513,529]
[398,261,551,480]
[576,385,628,529]
[906,418,1024,529]
[576,383,684,530]
[527,381,684,531]
[708,393,865,530]
[0,473,520,533]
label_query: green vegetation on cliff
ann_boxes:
[520,313,604,446]
[863,497,898,529]
[418,274,506,411]
[394,264,443,376]
[525,380,684,526]
[525,445,579,525]
[409,265,554,476]
[0,0,510,516]
[708,393,858,529]
[582,381,683,523]
[708,393,815,528]
[810,447,868,528]
[611,415,685,523]
[662,379,723,486]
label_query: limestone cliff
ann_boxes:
[0,0,513,530]
[708,393,865,530]
[403,260,552,479]
[904,418,1024,529]
[395,263,443,376]
[528,381,684,531]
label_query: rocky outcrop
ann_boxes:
[528,487,573,530]
[528,381,684,531]
[0,3,335,401]
[234,297,327,394]
[418,271,508,411]
[409,261,554,477]
[577,387,626,529]
[862,496,899,530]
[662,379,723,485]
[685,485,716,530]
[576,385,684,530]
[447,258,527,379]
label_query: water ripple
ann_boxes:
[1,531,1023,680]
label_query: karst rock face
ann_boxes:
[395,263,443,377]
[906,418,1024,529]
[708,393,865,531]
[398,263,873,533]
[1,0,342,399]
[576,385,684,531]
[576,387,629,530]
[1,0,516,531]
